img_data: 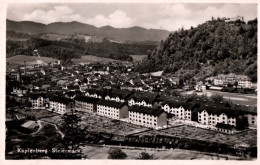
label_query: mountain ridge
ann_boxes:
[6,19,170,41]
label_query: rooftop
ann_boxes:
[97,99,126,108]
[129,105,165,117]
[74,96,99,103]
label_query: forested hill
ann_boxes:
[135,18,257,82]
[7,19,169,42]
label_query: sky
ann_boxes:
[7,3,257,31]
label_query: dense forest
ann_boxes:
[6,33,157,61]
[135,18,257,82]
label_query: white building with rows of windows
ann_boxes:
[74,96,99,113]
[213,73,252,88]
[198,106,237,127]
[29,94,47,109]
[48,97,74,114]
[161,101,192,121]
[128,106,167,129]
[97,100,128,120]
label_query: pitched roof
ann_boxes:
[129,105,165,117]
[215,73,251,81]
[216,123,235,130]
[29,93,46,99]
[198,104,242,118]
[128,92,158,103]
[97,99,126,108]
[74,96,99,103]
[49,96,73,104]
[85,89,104,96]
[105,88,133,99]
[161,100,184,108]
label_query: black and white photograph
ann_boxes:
[1,0,258,162]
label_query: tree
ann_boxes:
[236,116,249,130]
[138,152,155,159]
[108,148,127,159]
[234,81,238,89]
[61,112,85,159]
[211,94,224,103]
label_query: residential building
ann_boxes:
[161,101,192,121]
[97,100,128,120]
[198,104,239,127]
[74,96,99,113]
[128,92,159,108]
[29,93,47,109]
[12,86,27,97]
[128,106,167,129]
[85,89,103,99]
[48,96,74,114]
[104,88,132,103]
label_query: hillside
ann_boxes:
[135,18,257,82]
[6,33,157,61]
[6,19,169,42]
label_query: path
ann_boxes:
[39,120,65,138]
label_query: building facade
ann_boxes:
[214,73,252,88]
[48,97,74,114]
[74,96,99,113]
[128,106,167,129]
[198,109,237,127]
[29,94,47,109]
[97,100,128,120]
[161,101,192,121]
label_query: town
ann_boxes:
[6,55,257,159]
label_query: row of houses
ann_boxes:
[29,89,257,131]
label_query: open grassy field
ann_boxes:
[181,90,257,106]
[130,55,147,62]
[72,55,120,63]
[7,55,57,64]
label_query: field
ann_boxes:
[72,55,120,63]
[181,90,257,106]
[80,145,240,160]
[78,111,148,136]
[139,125,257,147]
[130,55,147,62]
[6,55,57,64]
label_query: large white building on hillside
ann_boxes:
[214,73,252,88]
